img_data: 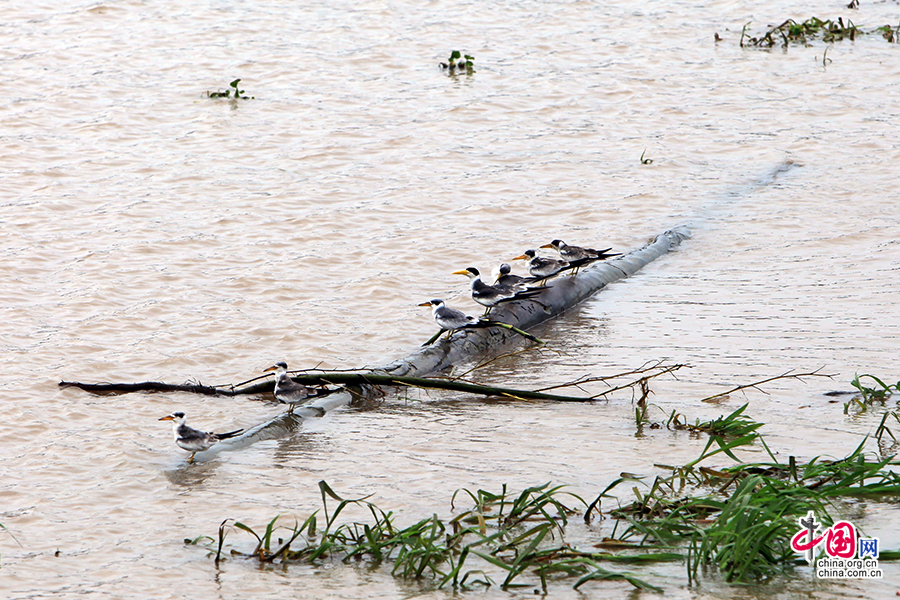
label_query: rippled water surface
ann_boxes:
[2,0,899,597]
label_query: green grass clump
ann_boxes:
[738,16,895,48]
[594,426,900,583]
[843,373,899,450]
[207,481,664,592]
[201,386,900,591]
[847,373,898,409]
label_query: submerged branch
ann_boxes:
[58,380,234,396]
[534,361,686,397]
[60,372,601,403]
[698,368,834,403]
[59,361,693,404]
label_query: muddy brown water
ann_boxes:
[2,0,898,598]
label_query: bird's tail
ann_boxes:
[584,248,621,260]
[503,288,547,302]
[565,252,622,271]
[217,429,244,440]
[522,283,551,293]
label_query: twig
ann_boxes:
[535,362,685,394]
[450,346,547,381]
[698,368,834,404]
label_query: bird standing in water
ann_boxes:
[158,411,243,463]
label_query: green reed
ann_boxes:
[202,396,900,590]
[846,372,898,411]
[597,419,900,583]
[742,16,864,47]
[208,481,663,592]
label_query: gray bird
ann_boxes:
[540,239,618,263]
[419,299,541,344]
[453,267,545,315]
[419,298,479,337]
[540,239,620,274]
[263,361,311,413]
[512,249,569,282]
[158,412,243,463]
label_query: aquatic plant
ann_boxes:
[440,50,475,74]
[0,521,22,565]
[202,401,899,591]
[206,78,254,100]
[843,372,900,455]
[875,23,900,43]
[848,373,898,406]
[740,16,871,48]
[206,481,663,592]
[590,420,900,583]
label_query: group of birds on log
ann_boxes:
[420,239,619,340]
[159,239,618,463]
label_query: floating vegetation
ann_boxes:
[876,23,900,43]
[589,418,900,583]
[844,372,899,455]
[633,370,832,435]
[439,50,475,75]
[849,373,898,407]
[206,78,254,100]
[202,399,899,590]
[739,16,900,48]
[206,481,664,592]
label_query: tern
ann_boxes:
[158,412,243,463]
[540,239,620,274]
[453,267,546,315]
[419,299,541,343]
[419,298,479,336]
[493,263,541,289]
[540,239,619,263]
[263,361,311,413]
[512,249,569,283]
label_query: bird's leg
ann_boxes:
[287,404,295,414]
[188,453,196,464]
[481,306,492,317]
